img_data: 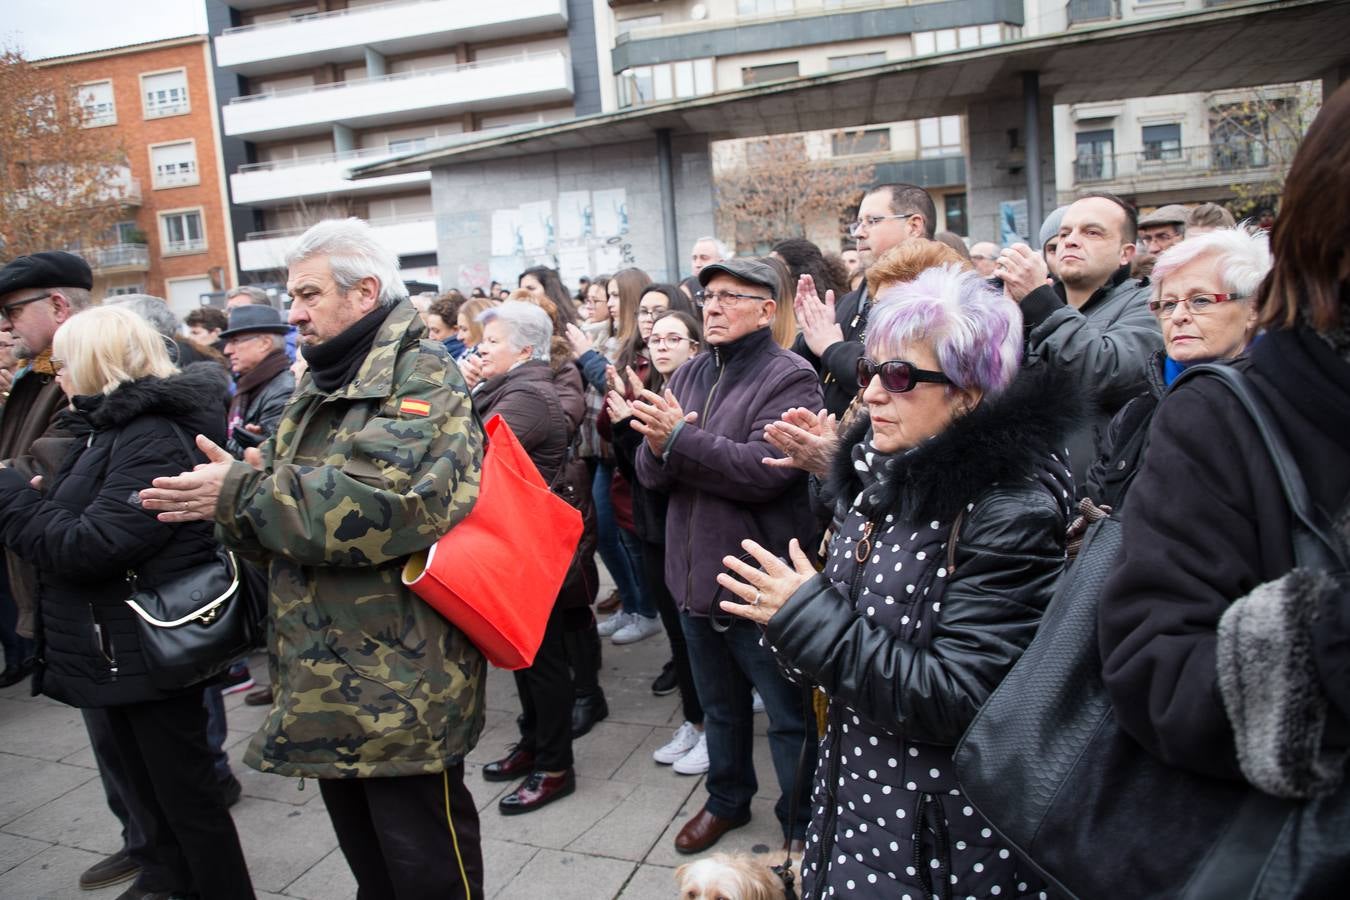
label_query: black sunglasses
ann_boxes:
[856,357,951,393]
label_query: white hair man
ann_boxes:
[139,217,488,900]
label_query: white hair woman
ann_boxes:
[1085,225,1272,508]
[718,265,1082,899]
[472,302,588,816]
[0,306,252,898]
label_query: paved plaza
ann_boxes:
[0,589,789,899]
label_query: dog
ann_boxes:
[674,853,787,900]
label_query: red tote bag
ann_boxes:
[402,414,583,670]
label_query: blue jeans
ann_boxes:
[680,612,815,839]
[592,462,648,616]
[615,527,654,618]
[203,687,232,781]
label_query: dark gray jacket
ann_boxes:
[226,365,295,458]
[1020,265,1161,495]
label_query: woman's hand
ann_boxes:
[606,389,634,422]
[716,538,815,626]
[460,353,483,389]
[763,407,839,475]
[565,323,594,359]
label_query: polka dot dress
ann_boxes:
[794,498,1047,900]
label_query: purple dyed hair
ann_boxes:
[866,264,1022,396]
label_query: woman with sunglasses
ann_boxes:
[717,264,1080,899]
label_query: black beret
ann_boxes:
[0,251,94,297]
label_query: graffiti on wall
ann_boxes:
[488,189,629,286]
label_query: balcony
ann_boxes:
[214,0,568,76]
[230,142,459,207]
[1070,140,1297,196]
[238,214,437,272]
[88,243,150,274]
[221,51,573,142]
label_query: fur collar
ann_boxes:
[79,363,231,430]
[828,363,1084,525]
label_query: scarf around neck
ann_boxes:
[303,305,392,392]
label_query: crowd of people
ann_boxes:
[0,82,1345,900]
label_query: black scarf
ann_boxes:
[303,305,393,392]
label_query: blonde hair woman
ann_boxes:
[0,305,254,899]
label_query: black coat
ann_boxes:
[1100,326,1350,780]
[765,364,1079,899]
[225,358,295,458]
[0,364,231,708]
[791,282,870,417]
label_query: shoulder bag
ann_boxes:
[953,363,1349,899]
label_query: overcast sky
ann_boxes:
[2,0,208,60]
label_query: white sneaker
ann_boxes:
[672,732,710,775]
[597,611,633,638]
[612,614,662,645]
[752,689,765,714]
[653,722,701,765]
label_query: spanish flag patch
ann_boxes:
[399,398,432,417]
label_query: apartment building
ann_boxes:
[604,0,1026,249]
[211,0,604,287]
[36,36,236,315]
[1042,0,1315,215]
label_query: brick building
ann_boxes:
[37,36,235,316]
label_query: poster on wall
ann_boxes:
[518,201,553,254]
[592,188,628,239]
[489,256,523,287]
[557,191,592,242]
[556,247,590,287]
[490,209,523,258]
[999,199,1029,247]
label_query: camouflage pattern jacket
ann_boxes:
[216,299,485,779]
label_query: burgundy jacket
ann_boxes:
[636,326,823,616]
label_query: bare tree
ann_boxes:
[714,133,876,254]
[1213,82,1321,219]
[0,49,131,263]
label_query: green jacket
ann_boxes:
[216,299,485,779]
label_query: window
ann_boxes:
[616,14,662,35]
[1210,100,1294,172]
[618,59,714,108]
[747,135,805,165]
[1142,123,1182,161]
[1068,0,1116,23]
[160,210,206,255]
[150,141,199,188]
[78,81,116,127]
[918,116,962,157]
[914,25,1007,56]
[742,62,799,86]
[828,52,886,72]
[1075,129,1115,181]
[944,194,968,237]
[737,0,793,14]
[141,69,189,119]
[833,128,891,156]
[106,284,145,297]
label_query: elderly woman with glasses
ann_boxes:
[719,265,1080,899]
[1084,226,1270,509]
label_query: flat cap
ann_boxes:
[1138,204,1190,228]
[219,304,291,339]
[697,258,779,296]
[0,251,93,296]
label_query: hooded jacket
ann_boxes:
[765,364,1079,899]
[635,326,823,616]
[0,364,230,707]
[215,300,486,779]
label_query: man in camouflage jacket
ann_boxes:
[141,219,485,900]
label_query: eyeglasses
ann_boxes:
[848,213,920,236]
[0,292,53,323]
[637,306,669,321]
[695,289,771,307]
[856,357,952,393]
[649,335,694,349]
[1147,293,1242,319]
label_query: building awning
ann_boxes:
[355,0,1349,177]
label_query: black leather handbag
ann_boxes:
[953,363,1350,899]
[125,547,263,691]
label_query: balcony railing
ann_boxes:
[222,0,442,35]
[164,238,207,255]
[236,135,465,175]
[245,212,434,243]
[89,243,149,271]
[1073,141,1297,184]
[228,51,565,106]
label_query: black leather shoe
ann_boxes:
[0,658,34,689]
[482,746,536,782]
[651,660,678,696]
[570,692,608,738]
[498,769,575,815]
[218,774,242,808]
[79,848,139,890]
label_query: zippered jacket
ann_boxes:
[635,326,822,616]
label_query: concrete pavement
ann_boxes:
[0,608,790,899]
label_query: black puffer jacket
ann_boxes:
[0,364,230,708]
[765,365,1079,900]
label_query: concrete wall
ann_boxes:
[965,90,1058,246]
[430,134,715,291]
